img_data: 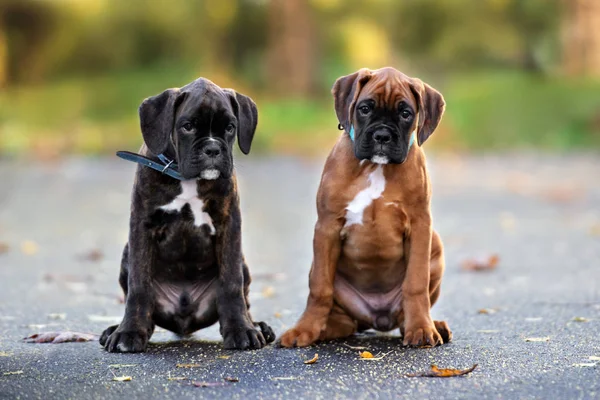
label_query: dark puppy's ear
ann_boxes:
[139,88,184,155]
[332,68,372,132]
[226,90,258,155]
[409,79,445,146]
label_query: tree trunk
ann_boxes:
[562,0,600,77]
[266,0,315,96]
[0,16,6,87]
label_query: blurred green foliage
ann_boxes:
[0,0,599,156]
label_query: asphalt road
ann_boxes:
[0,153,599,399]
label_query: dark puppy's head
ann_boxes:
[139,78,258,180]
[332,67,445,164]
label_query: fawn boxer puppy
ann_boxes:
[280,67,451,348]
[100,78,275,352]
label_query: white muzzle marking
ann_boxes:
[371,155,389,165]
[200,169,220,180]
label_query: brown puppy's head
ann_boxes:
[332,67,445,164]
[139,78,258,180]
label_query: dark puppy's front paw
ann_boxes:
[103,327,149,353]
[99,325,118,347]
[255,321,276,344]
[223,324,266,350]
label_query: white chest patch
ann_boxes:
[344,166,386,227]
[160,180,216,234]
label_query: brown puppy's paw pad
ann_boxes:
[434,320,452,343]
[223,325,266,350]
[279,326,320,348]
[403,323,442,347]
[254,321,276,344]
[103,328,149,353]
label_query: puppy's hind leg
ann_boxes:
[319,304,357,342]
[103,241,156,353]
[100,244,129,348]
[242,261,276,344]
[429,231,452,344]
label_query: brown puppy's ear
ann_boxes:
[332,68,372,132]
[139,88,185,155]
[409,79,445,146]
[226,90,258,155]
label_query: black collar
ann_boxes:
[116,151,183,181]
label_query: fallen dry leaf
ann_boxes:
[303,353,319,364]
[539,186,584,204]
[271,376,297,381]
[273,312,282,318]
[23,331,98,343]
[499,212,516,232]
[589,356,600,361]
[525,337,550,342]
[78,249,104,262]
[573,317,590,323]
[21,240,38,255]
[407,364,477,378]
[224,376,239,382]
[461,254,499,272]
[0,242,9,255]
[217,355,231,360]
[3,370,23,376]
[177,363,201,368]
[261,286,275,298]
[191,381,227,388]
[359,351,391,361]
[573,363,597,367]
[112,376,132,382]
[342,344,368,350]
[478,308,498,315]
[109,364,138,369]
[167,376,187,381]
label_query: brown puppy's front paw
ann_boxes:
[103,327,149,353]
[223,324,266,350]
[403,321,443,347]
[279,324,321,348]
[434,320,452,343]
[254,321,276,344]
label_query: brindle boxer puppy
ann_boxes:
[100,78,275,352]
[280,67,451,348]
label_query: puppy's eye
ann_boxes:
[225,123,235,133]
[358,105,372,115]
[182,122,194,132]
[400,110,412,119]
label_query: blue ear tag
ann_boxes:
[349,126,355,141]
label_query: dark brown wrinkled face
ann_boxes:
[139,77,258,181]
[332,67,445,165]
[174,83,237,180]
[352,71,419,164]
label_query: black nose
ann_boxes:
[373,131,391,144]
[203,144,221,158]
